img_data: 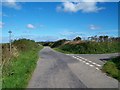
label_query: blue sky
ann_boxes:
[1,1,118,43]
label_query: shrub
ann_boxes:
[102,56,120,81]
[12,38,38,51]
[51,39,67,48]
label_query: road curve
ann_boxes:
[27,47,118,88]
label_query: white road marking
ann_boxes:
[89,64,94,67]
[72,56,77,58]
[92,62,101,67]
[71,55,101,70]
[95,67,100,70]
[85,63,89,65]
[92,62,96,65]
[82,61,86,63]
[88,60,92,63]
[78,59,82,61]
[77,56,101,67]
[96,64,101,67]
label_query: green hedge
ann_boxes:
[58,42,119,54]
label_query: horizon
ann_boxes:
[1,1,118,43]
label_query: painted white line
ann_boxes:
[89,64,94,67]
[78,56,101,66]
[79,59,82,61]
[82,61,86,63]
[88,60,92,63]
[85,63,89,65]
[77,56,87,60]
[96,64,101,67]
[72,55,101,70]
[76,58,80,60]
[72,56,77,58]
[92,62,101,67]
[77,58,82,61]
[95,67,100,70]
[92,62,96,65]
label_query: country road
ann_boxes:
[28,47,118,88]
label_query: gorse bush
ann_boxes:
[51,39,67,48]
[13,38,38,51]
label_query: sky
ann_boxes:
[1,0,119,43]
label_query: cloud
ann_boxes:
[59,31,76,36]
[27,24,35,29]
[1,12,9,17]
[59,30,85,36]
[57,0,105,13]
[0,22,4,28]
[3,0,21,10]
[89,24,100,30]
[59,30,86,40]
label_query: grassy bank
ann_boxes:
[102,56,120,81]
[56,42,119,54]
[2,39,43,88]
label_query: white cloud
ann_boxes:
[89,24,100,30]
[59,30,87,40]
[60,31,76,36]
[3,0,21,10]
[27,24,35,29]
[1,12,9,17]
[57,0,105,13]
[0,22,4,28]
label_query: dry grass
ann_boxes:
[64,40,84,45]
[2,44,19,67]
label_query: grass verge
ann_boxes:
[2,46,43,88]
[102,56,120,81]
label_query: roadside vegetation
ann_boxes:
[2,39,43,88]
[42,36,120,54]
[57,41,119,54]
[102,56,120,81]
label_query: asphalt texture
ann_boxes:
[28,47,118,88]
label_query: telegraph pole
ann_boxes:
[8,30,12,54]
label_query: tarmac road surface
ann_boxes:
[28,47,118,88]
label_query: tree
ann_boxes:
[103,36,109,42]
[51,39,67,48]
[73,36,81,41]
[99,36,103,42]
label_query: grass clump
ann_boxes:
[102,56,120,81]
